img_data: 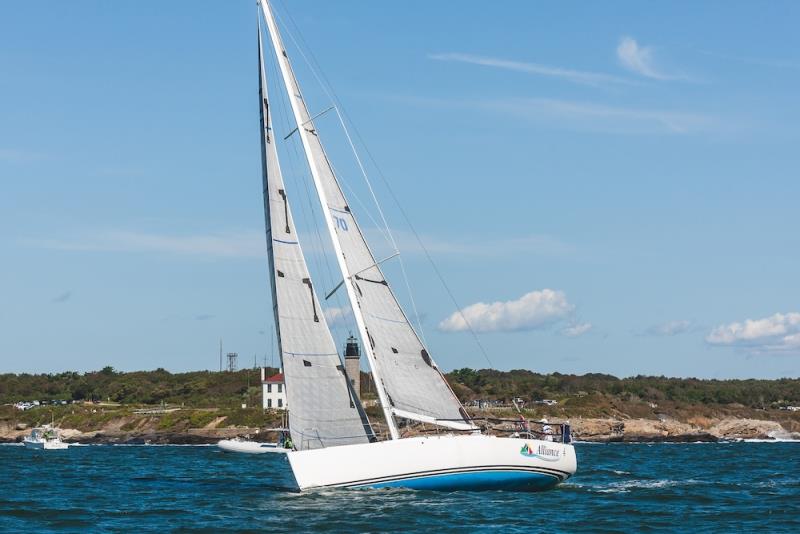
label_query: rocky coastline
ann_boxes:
[568,417,799,443]
[2,415,798,445]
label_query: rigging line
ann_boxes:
[332,107,397,251]
[284,105,335,140]
[260,21,284,369]
[268,43,356,342]
[350,130,494,367]
[270,322,275,369]
[273,5,492,368]
[266,7,339,291]
[272,7,429,344]
[271,5,392,235]
[270,8,388,343]
[328,159,393,250]
[272,9,396,251]
[268,46,338,335]
[269,45,329,297]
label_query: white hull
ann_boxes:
[23,439,68,450]
[217,439,288,454]
[287,434,576,492]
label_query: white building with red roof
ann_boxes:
[261,368,286,410]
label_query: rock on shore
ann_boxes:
[2,416,797,444]
[570,417,798,442]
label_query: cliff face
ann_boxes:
[2,403,799,444]
[0,406,283,445]
[0,417,273,445]
[570,417,797,442]
[3,416,796,444]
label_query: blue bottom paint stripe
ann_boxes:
[353,469,561,492]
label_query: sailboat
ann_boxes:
[256,0,576,491]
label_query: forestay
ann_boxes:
[257,26,374,450]
[259,1,472,431]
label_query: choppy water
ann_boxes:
[1,442,798,532]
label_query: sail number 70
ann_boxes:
[333,215,349,232]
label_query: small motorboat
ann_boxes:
[23,425,69,450]
[218,436,291,454]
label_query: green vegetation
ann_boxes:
[447,368,800,409]
[0,367,274,407]
[0,403,282,435]
[2,367,799,439]
[2,367,799,411]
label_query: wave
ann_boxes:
[65,443,218,447]
[593,478,704,494]
[740,438,800,443]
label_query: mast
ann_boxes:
[257,13,374,449]
[257,15,283,386]
[259,0,399,440]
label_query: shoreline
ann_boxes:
[4,438,800,446]
[3,415,799,445]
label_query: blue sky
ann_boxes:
[1,1,799,378]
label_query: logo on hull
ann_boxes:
[520,443,561,462]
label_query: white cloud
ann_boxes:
[30,227,572,261]
[617,36,680,80]
[485,97,713,134]
[562,322,592,337]
[646,319,693,336]
[323,306,352,328]
[0,148,42,163]
[706,312,800,353]
[438,289,574,333]
[700,50,800,70]
[428,52,633,87]
[396,95,718,135]
[27,229,267,259]
[367,228,573,259]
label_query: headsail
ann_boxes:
[257,22,374,450]
[259,0,474,433]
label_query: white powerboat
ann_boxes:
[253,0,577,491]
[23,425,69,450]
[218,438,289,454]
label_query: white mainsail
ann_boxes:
[258,24,374,450]
[259,0,474,434]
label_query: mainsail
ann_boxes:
[259,0,473,433]
[258,24,374,450]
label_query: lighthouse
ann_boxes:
[343,335,361,400]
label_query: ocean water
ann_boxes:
[1,442,798,532]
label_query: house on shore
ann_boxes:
[261,368,286,410]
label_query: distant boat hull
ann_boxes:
[217,439,288,454]
[23,439,68,450]
[287,434,576,492]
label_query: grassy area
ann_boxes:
[447,368,800,409]
[0,403,284,434]
[0,367,273,407]
[2,367,799,427]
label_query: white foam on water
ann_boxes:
[741,438,800,443]
[743,430,800,442]
[594,478,704,494]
